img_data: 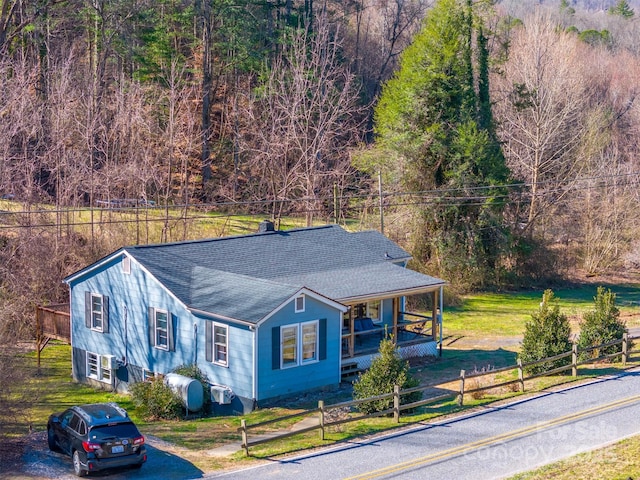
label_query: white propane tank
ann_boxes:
[164,373,204,412]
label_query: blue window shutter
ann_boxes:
[205,321,212,362]
[102,296,109,334]
[148,307,155,346]
[319,318,327,361]
[169,313,176,351]
[272,327,280,370]
[85,292,91,328]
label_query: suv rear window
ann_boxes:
[88,423,140,440]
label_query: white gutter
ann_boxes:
[187,307,256,327]
[338,284,447,303]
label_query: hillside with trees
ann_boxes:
[1,0,640,353]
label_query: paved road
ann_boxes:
[207,368,640,480]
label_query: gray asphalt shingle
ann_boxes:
[120,224,445,323]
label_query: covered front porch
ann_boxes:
[340,286,443,375]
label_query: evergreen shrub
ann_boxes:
[352,337,421,414]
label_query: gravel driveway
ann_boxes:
[2,432,205,480]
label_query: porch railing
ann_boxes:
[341,311,435,359]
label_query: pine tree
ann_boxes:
[559,0,576,16]
[519,290,572,375]
[352,337,420,414]
[608,0,635,19]
[577,287,627,360]
[372,0,509,289]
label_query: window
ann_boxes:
[69,414,80,432]
[85,292,109,333]
[77,419,87,436]
[213,324,228,366]
[352,301,382,323]
[280,321,318,368]
[154,309,169,350]
[368,301,381,323]
[205,322,228,365]
[100,356,112,382]
[281,325,298,367]
[122,255,131,274]
[87,352,99,379]
[302,322,318,362]
[61,410,74,427]
[86,352,112,384]
[148,307,174,351]
[90,294,104,332]
[295,295,305,313]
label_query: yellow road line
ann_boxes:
[345,394,640,480]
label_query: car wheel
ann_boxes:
[72,450,87,477]
[47,428,59,452]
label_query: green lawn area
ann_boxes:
[8,283,640,472]
[507,435,640,479]
[443,283,640,338]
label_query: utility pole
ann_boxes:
[378,171,384,234]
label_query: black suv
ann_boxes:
[47,402,147,476]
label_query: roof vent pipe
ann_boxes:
[258,220,276,233]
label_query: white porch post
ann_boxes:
[439,286,444,357]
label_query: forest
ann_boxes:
[1,0,640,347]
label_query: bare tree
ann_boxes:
[341,0,431,102]
[571,49,640,273]
[240,12,365,225]
[493,12,593,234]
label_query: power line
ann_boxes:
[1,171,639,231]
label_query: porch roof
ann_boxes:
[270,261,445,303]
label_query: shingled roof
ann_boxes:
[68,224,446,324]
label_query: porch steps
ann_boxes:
[341,361,360,382]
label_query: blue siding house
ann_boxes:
[64,222,446,413]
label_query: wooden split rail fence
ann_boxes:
[239,332,640,455]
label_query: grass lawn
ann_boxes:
[444,283,640,338]
[9,283,640,473]
[507,435,640,479]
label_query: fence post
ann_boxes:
[393,385,400,423]
[240,419,249,456]
[458,370,465,406]
[572,342,578,377]
[517,359,524,392]
[319,400,325,440]
[622,332,628,366]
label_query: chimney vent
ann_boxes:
[258,220,275,233]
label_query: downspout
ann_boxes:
[193,323,198,365]
[123,305,128,366]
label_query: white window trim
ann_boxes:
[280,320,319,369]
[86,352,112,385]
[295,294,305,313]
[154,308,169,351]
[212,323,229,367]
[90,294,104,332]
